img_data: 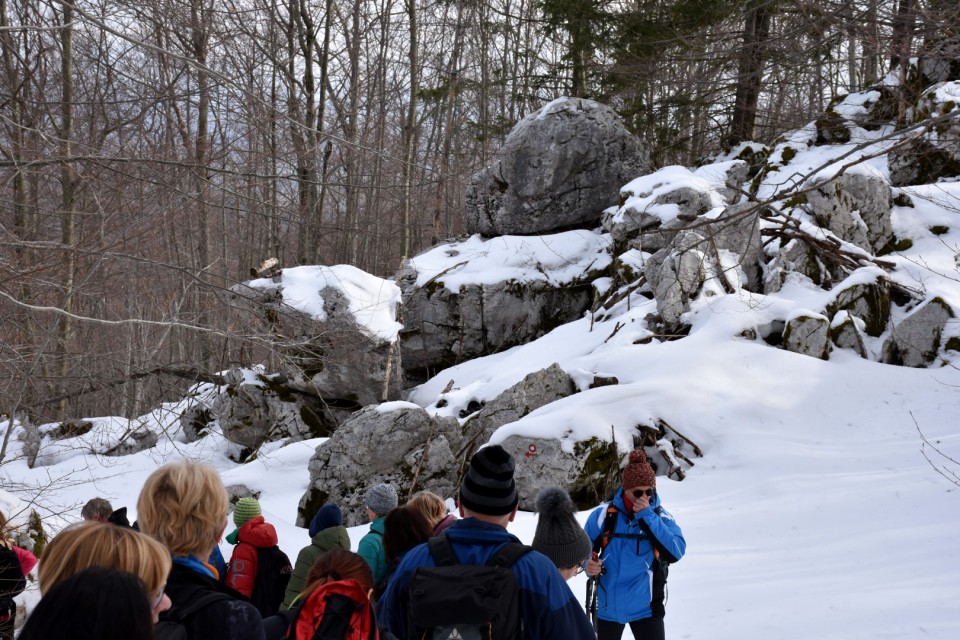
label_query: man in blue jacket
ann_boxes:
[377,444,595,640]
[585,449,686,640]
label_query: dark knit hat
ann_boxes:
[233,497,262,528]
[309,503,343,538]
[459,445,519,516]
[532,487,591,570]
[622,449,657,489]
[365,483,398,517]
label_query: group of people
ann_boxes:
[0,445,685,640]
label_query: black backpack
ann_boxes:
[407,536,530,640]
[250,545,293,617]
[0,546,26,599]
[154,588,231,640]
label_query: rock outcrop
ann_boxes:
[464,97,650,236]
[228,265,403,409]
[398,233,609,381]
[179,369,341,452]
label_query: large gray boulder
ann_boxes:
[179,369,341,451]
[459,363,577,460]
[805,168,893,254]
[228,265,402,407]
[643,203,762,325]
[882,297,955,367]
[782,313,831,360]
[398,234,608,381]
[500,435,620,511]
[297,404,462,527]
[825,274,891,337]
[888,82,960,186]
[645,231,708,325]
[601,165,727,246]
[464,97,650,236]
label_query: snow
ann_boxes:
[248,264,403,342]
[406,231,612,292]
[3,92,960,640]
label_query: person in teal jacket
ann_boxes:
[585,449,686,640]
[357,483,397,586]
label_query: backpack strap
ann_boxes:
[591,503,621,559]
[486,542,531,569]
[163,588,231,622]
[426,535,531,569]
[426,535,458,567]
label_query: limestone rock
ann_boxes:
[826,273,891,337]
[830,312,868,358]
[888,82,960,186]
[500,436,620,511]
[882,297,955,367]
[783,313,831,360]
[296,404,461,527]
[464,97,650,236]
[460,363,577,459]
[228,265,403,408]
[602,166,726,244]
[399,234,607,381]
[645,231,708,325]
[806,169,893,254]
[180,370,340,451]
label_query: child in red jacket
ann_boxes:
[225,498,291,617]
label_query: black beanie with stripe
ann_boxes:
[459,445,519,516]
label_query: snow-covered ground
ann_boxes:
[3,92,960,638]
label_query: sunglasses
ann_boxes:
[151,585,167,610]
[628,488,655,499]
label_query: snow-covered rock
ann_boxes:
[229,265,403,407]
[399,233,610,380]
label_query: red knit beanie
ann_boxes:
[622,449,656,489]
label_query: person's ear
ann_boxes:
[507,504,519,522]
[457,498,465,518]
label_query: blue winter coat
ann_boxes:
[584,489,686,624]
[377,518,595,640]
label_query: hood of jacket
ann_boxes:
[236,515,278,548]
[311,524,350,552]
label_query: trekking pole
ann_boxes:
[585,552,599,636]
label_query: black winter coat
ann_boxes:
[162,562,266,640]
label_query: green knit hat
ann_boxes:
[233,497,262,528]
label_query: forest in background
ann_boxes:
[0,0,952,427]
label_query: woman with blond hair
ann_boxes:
[137,461,268,640]
[36,520,171,622]
[1,509,37,640]
[407,490,456,535]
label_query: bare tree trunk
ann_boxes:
[432,1,469,245]
[729,0,774,146]
[56,0,76,419]
[401,0,419,260]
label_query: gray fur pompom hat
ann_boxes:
[531,487,592,570]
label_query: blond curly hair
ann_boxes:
[137,461,228,558]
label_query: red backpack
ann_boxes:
[286,578,378,640]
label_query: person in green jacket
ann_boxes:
[281,503,350,610]
[356,483,397,586]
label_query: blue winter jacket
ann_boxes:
[584,489,686,624]
[377,517,595,640]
